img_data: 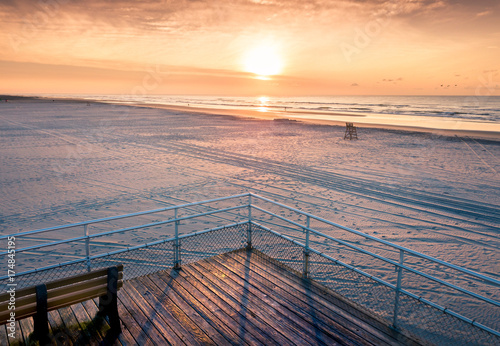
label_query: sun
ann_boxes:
[244,43,283,79]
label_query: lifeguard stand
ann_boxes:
[344,123,358,140]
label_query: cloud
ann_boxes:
[2,0,495,44]
[1,0,232,33]
[381,77,403,83]
[1,0,499,96]
[379,0,447,17]
[0,0,465,30]
[476,10,492,17]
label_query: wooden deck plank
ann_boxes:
[137,274,218,346]
[224,250,393,345]
[179,264,292,346]
[150,269,248,345]
[215,252,368,345]
[78,300,112,344]
[240,251,391,330]
[8,320,24,345]
[122,281,184,344]
[233,251,407,345]
[233,249,415,345]
[70,302,104,345]
[58,305,92,345]
[81,298,134,346]
[2,248,419,345]
[0,324,9,345]
[47,309,74,345]
[82,299,136,346]
[131,274,213,345]
[185,261,308,345]
[203,255,354,346]
[18,316,34,344]
[93,297,155,346]
[190,260,316,345]
[171,267,280,346]
[118,284,171,345]
[151,269,269,346]
[123,277,189,345]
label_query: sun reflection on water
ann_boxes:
[257,96,269,112]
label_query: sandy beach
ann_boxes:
[134,103,500,140]
[1,97,499,328]
[0,97,498,250]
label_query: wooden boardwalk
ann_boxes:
[2,249,419,345]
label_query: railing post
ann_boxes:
[84,224,91,272]
[393,249,404,328]
[247,194,252,250]
[174,208,181,270]
[303,216,310,278]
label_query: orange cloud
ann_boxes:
[0,0,499,95]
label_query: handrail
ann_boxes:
[0,193,251,240]
[0,205,247,255]
[1,193,499,341]
[253,221,500,338]
[250,193,500,287]
[250,208,500,308]
[3,192,498,286]
[0,221,249,281]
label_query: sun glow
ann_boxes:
[258,96,269,104]
[256,96,270,112]
[244,43,283,79]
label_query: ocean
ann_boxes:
[38,94,500,124]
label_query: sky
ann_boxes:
[0,0,499,96]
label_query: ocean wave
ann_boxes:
[348,107,371,111]
[85,94,500,123]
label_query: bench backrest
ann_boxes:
[0,265,123,325]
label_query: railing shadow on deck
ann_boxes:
[1,193,499,345]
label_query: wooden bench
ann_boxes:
[0,265,123,344]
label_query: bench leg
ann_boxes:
[34,284,50,345]
[99,267,121,335]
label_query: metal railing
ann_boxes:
[1,193,499,345]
